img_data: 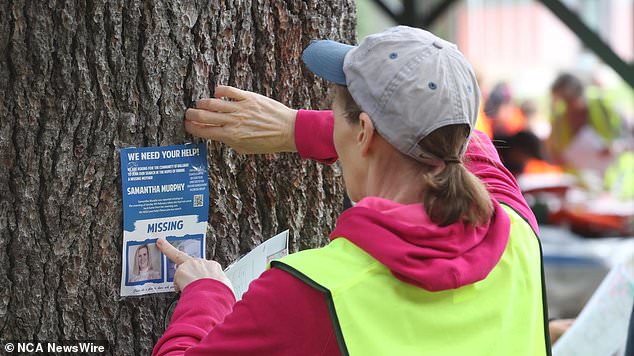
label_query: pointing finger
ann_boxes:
[157,238,192,265]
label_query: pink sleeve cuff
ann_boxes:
[181,278,236,300]
[152,279,236,356]
[294,110,338,164]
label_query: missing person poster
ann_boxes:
[119,143,209,297]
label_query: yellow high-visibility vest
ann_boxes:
[549,93,621,157]
[272,204,550,356]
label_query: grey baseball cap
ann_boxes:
[302,26,480,162]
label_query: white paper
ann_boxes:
[553,249,634,356]
[224,230,289,300]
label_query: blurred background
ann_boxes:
[356,0,633,353]
[358,0,633,133]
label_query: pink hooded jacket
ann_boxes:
[153,110,538,356]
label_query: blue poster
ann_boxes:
[119,143,209,296]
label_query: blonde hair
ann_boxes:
[132,244,154,275]
[337,85,492,226]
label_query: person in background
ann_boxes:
[521,99,550,141]
[153,26,550,356]
[547,73,622,173]
[500,130,562,177]
[484,82,526,139]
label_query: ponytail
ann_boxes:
[419,125,492,226]
[336,85,492,226]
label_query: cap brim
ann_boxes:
[302,40,355,86]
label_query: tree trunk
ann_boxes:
[0,0,354,353]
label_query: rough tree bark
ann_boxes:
[0,0,354,354]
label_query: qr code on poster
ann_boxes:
[193,194,204,207]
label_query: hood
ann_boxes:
[329,197,510,291]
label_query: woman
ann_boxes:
[130,243,160,283]
[154,26,550,355]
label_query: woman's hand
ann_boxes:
[157,238,233,294]
[185,85,298,154]
[549,318,574,344]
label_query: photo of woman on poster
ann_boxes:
[130,243,161,283]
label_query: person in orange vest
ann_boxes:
[500,130,562,177]
[484,82,527,139]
